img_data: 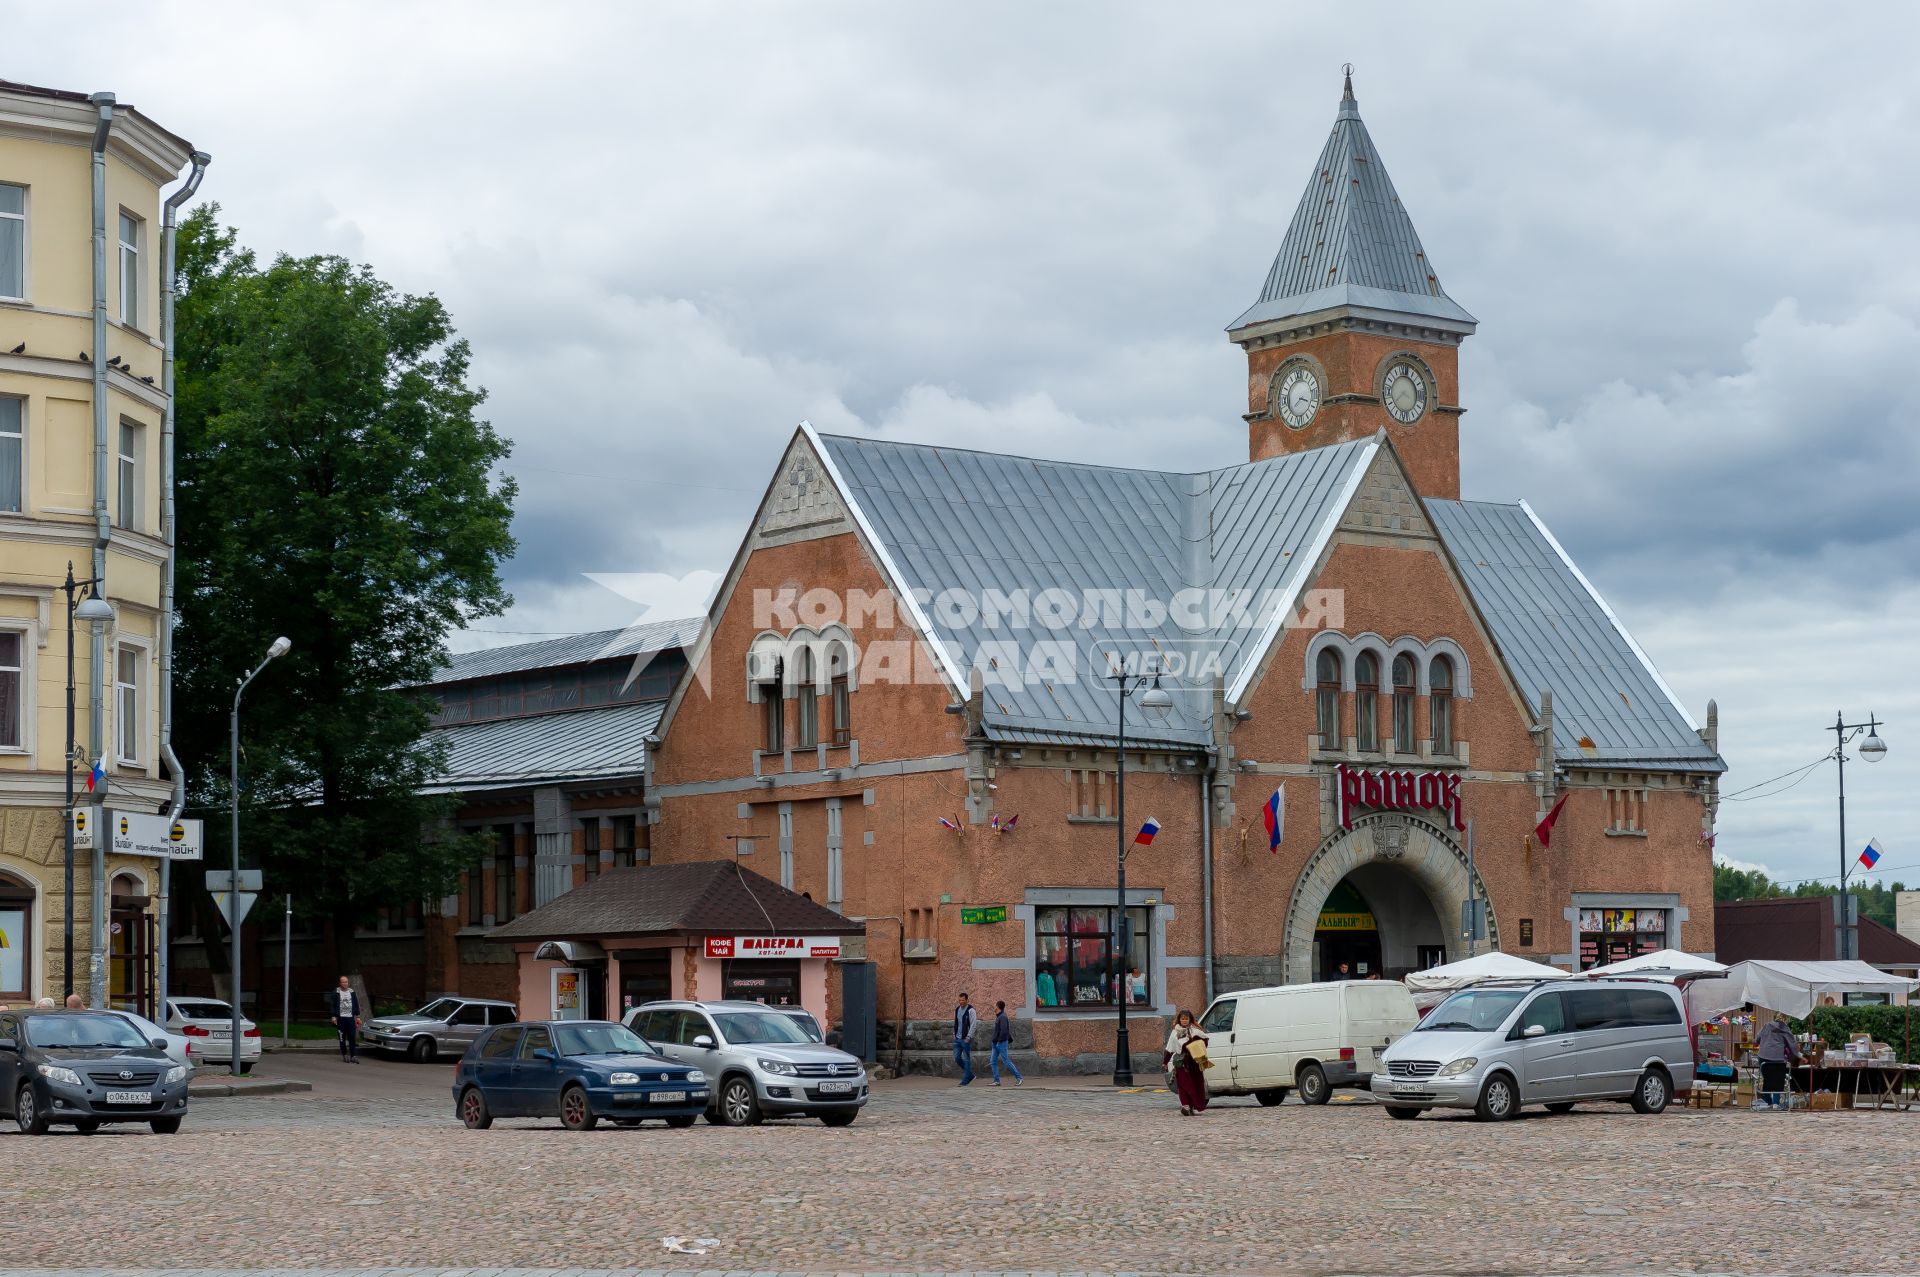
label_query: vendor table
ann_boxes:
[1789,1060,1920,1110]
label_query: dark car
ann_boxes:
[0,1008,190,1135]
[451,1019,709,1131]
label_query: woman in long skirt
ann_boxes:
[1164,1008,1210,1115]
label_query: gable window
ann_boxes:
[0,396,21,514]
[118,210,141,328]
[1391,654,1417,754]
[0,629,23,750]
[760,657,784,752]
[829,645,851,746]
[794,647,818,748]
[1354,651,1380,753]
[1315,649,1342,750]
[1429,655,1454,755]
[0,183,22,301]
[115,644,143,764]
[117,421,142,530]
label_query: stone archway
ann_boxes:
[1280,811,1497,984]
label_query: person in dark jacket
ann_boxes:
[989,1000,1023,1087]
[952,992,976,1085]
[329,976,363,1063]
[1753,1018,1800,1109]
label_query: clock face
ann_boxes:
[1382,362,1428,424]
[1277,365,1320,430]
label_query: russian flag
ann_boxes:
[86,755,106,793]
[1133,817,1161,846]
[938,817,959,831]
[1263,785,1285,853]
[1859,838,1884,870]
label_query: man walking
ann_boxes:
[952,991,977,1086]
[990,999,1023,1087]
[330,975,363,1064]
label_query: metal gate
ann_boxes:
[838,960,877,1062]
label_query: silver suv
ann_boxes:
[363,997,517,1062]
[625,1000,868,1127]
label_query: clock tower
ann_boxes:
[1228,69,1475,499]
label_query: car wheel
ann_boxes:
[1295,1063,1330,1106]
[559,1084,599,1131]
[819,1111,857,1127]
[718,1076,762,1126]
[1254,1088,1287,1108]
[459,1086,493,1130]
[14,1085,48,1135]
[1384,1105,1421,1120]
[1630,1068,1671,1115]
[1545,1101,1577,1115]
[408,1036,437,1064]
[1474,1073,1518,1121]
[150,1116,183,1135]
[665,1114,697,1129]
[75,1120,100,1135]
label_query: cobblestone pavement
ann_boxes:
[5,1060,1918,1275]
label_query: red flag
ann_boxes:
[1533,793,1570,849]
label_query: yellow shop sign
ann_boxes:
[1316,910,1378,932]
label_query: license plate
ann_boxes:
[106,1090,152,1104]
[649,1090,688,1103]
[1393,1083,1428,1094]
[818,1080,854,1093]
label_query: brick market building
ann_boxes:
[643,72,1726,1073]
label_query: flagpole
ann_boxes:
[1830,711,1888,962]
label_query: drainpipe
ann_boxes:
[1199,753,1214,1005]
[87,93,115,1010]
[155,150,210,1017]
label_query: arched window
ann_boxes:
[1315,648,1342,750]
[828,643,852,746]
[1354,651,1380,753]
[794,647,819,748]
[1391,653,1417,754]
[1430,655,1455,756]
[761,656,785,753]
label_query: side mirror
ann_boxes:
[152,1038,170,1050]
[1523,1024,1547,1038]
[531,1047,556,1062]
[692,1034,716,1050]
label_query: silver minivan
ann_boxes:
[1371,979,1693,1121]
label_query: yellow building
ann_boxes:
[0,78,205,1014]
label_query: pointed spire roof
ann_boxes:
[1229,68,1476,336]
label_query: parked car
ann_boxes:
[626,999,869,1127]
[364,996,517,1062]
[0,1008,190,1134]
[164,997,261,1072]
[113,1010,193,1074]
[451,1019,708,1130]
[1371,979,1694,1121]
[775,1006,824,1042]
[1198,979,1418,1105]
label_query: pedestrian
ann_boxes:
[64,993,82,1008]
[989,1000,1023,1087]
[35,996,55,1008]
[1753,1016,1800,1110]
[951,991,976,1086]
[1164,1008,1210,1116]
[1128,965,1147,1004]
[330,975,363,1064]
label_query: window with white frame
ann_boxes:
[825,798,844,907]
[117,421,141,530]
[794,646,818,748]
[778,804,794,888]
[116,644,143,764]
[0,397,21,514]
[118,210,141,328]
[0,183,22,300]
[0,628,23,749]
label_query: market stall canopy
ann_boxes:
[1582,948,1727,980]
[1685,959,1919,1021]
[1404,952,1567,1005]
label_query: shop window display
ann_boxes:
[1577,907,1667,969]
[1034,905,1151,1008]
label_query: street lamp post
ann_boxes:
[60,562,115,1001]
[230,636,291,1076]
[1109,662,1173,1087]
[1829,712,1888,961]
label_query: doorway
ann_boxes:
[110,875,153,1017]
[1313,865,1446,981]
[618,950,672,1018]
[723,958,801,1005]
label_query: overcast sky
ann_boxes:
[16,1,1918,887]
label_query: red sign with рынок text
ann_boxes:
[704,935,842,960]
[1336,763,1465,832]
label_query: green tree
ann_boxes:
[172,205,515,980]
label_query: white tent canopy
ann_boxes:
[1583,948,1727,980]
[1404,952,1567,1006]
[1685,959,1919,1022]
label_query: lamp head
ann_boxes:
[266,636,292,659]
[1860,731,1887,762]
[73,596,115,624]
[1137,683,1174,721]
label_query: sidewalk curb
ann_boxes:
[187,1078,314,1098]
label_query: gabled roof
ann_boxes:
[422,698,664,794]
[433,616,701,685]
[1428,498,1721,771]
[1229,73,1475,335]
[489,860,864,942]
[813,430,1377,747]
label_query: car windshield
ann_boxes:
[175,1000,232,1020]
[1416,988,1527,1031]
[26,1014,152,1050]
[713,1010,814,1044]
[555,1023,654,1057]
[781,1010,823,1041]
[410,999,459,1020]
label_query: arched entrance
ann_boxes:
[1281,811,1497,984]
[0,867,36,1004]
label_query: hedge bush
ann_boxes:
[1790,1005,1920,1063]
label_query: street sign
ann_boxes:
[204,869,263,892]
[110,810,205,861]
[69,807,93,850]
[960,906,1007,925]
[211,891,258,930]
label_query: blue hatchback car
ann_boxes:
[453,1019,709,1130]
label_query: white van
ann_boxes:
[1197,980,1419,1105]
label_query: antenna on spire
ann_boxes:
[1342,63,1355,100]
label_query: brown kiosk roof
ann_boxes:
[489,860,864,942]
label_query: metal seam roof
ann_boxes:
[433,616,702,685]
[424,698,665,791]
